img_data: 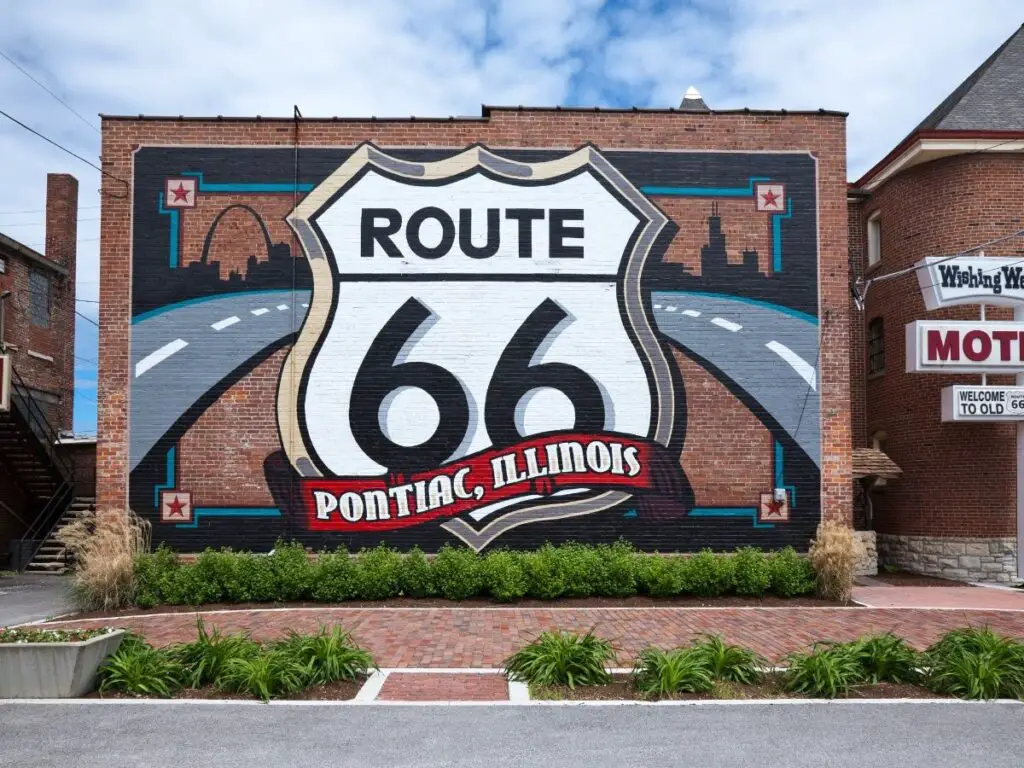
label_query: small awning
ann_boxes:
[852,448,902,480]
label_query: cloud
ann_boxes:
[0,1,1019,432]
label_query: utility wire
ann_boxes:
[0,108,129,196]
[0,47,99,134]
[0,205,100,215]
[0,217,100,227]
[75,309,98,328]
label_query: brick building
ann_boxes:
[96,104,850,556]
[0,174,80,566]
[849,24,1024,582]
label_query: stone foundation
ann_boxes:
[876,534,1019,584]
[854,531,878,577]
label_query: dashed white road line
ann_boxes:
[276,304,288,311]
[710,317,742,332]
[653,303,662,309]
[301,303,309,308]
[766,341,817,390]
[135,339,188,377]
[210,316,240,331]
[251,308,270,316]
[665,305,677,312]
[682,309,701,318]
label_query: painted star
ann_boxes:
[760,189,780,209]
[764,498,785,518]
[166,495,188,518]
[171,183,191,203]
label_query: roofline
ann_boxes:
[99,105,848,123]
[853,128,1024,190]
[0,232,69,277]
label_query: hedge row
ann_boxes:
[134,542,816,607]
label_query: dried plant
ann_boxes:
[807,520,863,603]
[57,509,151,611]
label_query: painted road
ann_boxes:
[652,291,820,466]
[130,288,819,470]
[1,702,1020,767]
[129,290,310,470]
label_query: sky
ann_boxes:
[0,0,1021,434]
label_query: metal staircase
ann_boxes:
[1,364,75,572]
[24,496,95,573]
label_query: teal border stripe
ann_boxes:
[657,290,818,325]
[153,446,175,506]
[181,171,314,194]
[176,508,282,530]
[640,176,791,272]
[132,288,297,325]
[157,193,179,268]
[772,198,793,273]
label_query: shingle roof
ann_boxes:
[852,449,902,480]
[915,24,1024,131]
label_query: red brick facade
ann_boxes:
[97,109,850,552]
[851,153,1023,540]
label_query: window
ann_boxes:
[867,317,885,375]
[29,271,50,328]
[867,212,881,267]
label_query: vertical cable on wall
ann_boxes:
[288,104,302,539]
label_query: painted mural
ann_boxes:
[129,144,821,553]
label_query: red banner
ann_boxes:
[302,432,673,531]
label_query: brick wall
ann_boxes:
[98,110,850,549]
[0,174,77,432]
[858,152,1022,538]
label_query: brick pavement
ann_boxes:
[38,606,1024,666]
[377,673,508,701]
[853,585,1024,610]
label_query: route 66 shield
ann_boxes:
[279,144,681,550]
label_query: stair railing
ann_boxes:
[8,363,76,571]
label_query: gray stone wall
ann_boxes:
[877,534,1018,584]
[854,531,877,577]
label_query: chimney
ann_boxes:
[679,86,709,112]
[45,173,78,433]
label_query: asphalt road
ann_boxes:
[652,291,821,466]
[129,288,819,469]
[0,575,72,626]
[1,702,1020,767]
[129,289,310,470]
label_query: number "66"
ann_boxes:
[348,297,605,472]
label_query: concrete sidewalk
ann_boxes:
[853,576,1024,609]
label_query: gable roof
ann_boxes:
[915,24,1024,131]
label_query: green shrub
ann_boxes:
[522,544,566,600]
[731,547,771,597]
[555,543,602,597]
[850,634,920,684]
[134,544,178,608]
[683,549,734,597]
[98,644,184,698]
[271,625,375,685]
[632,647,714,696]
[504,630,615,689]
[925,627,1024,700]
[269,542,314,601]
[431,545,483,600]
[166,618,260,688]
[398,547,435,598]
[690,634,764,684]
[784,643,864,698]
[481,550,529,602]
[217,651,311,702]
[351,545,402,601]
[310,547,356,602]
[768,547,816,597]
[636,555,684,597]
[591,541,638,597]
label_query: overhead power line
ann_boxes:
[0,108,129,196]
[0,205,100,215]
[75,309,98,328]
[0,47,99,134]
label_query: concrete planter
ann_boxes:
[0,630,125,698]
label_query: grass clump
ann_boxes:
[808,520,863,603]
[504,630,615,689]
[166,618,260,688]
[690,634,764,684]
[97,637,184,698]
[272,625,375,686]
[924,627,1024,700]
[783,642,864,698]
[58,509,151,611]
[632,647,714,696]
[217,651,311,702]
[849,633,920,685]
